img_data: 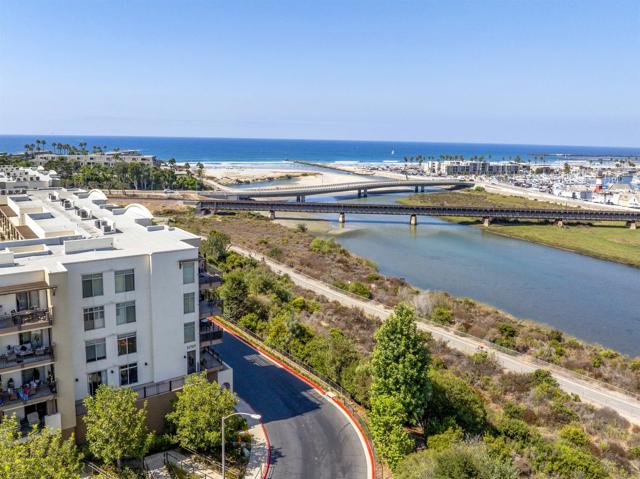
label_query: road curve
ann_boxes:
[231,245,640,425]
[216,331,369,479]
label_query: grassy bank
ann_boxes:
[399,189,640,268]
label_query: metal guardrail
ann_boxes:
[237,248,640,403]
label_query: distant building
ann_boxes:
[0,166,59,194]
[33,150,158,168]
[425,160,521,176]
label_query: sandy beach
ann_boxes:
[203,165,360,188]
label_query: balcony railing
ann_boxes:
[0,308,52,332]
[0,345,54,373]
[0,381,57,412]
[199,324,223,343]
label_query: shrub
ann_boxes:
[426,426,464,451]
[426,368,487,435]
[309,237,345,254]
[295,223,308,232]
[431,306,454,325]
[559,424,590,448]
[503,401,525,420]
[394,442,518,479]
[532,369,558,388]
[538,441,607,479]
[267,247,283,258]
[348,281,371,299]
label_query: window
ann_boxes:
[117,333,137,356]
[115,269,135,293]
[85,338,106,363]
[184,322,195,343]
[83,306,105,331]
[88,370,107,395]
[182,262,195,284]
[116,301,136,325]
[119,363,138,386]
[82,273,103,298]
[16,290,39,311]
[183,293,195,314]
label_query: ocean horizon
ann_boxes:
[1,134,639,165]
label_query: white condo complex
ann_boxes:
[0,188,229,439]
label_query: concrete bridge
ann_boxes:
[196,199,640,228]
[202,179,473,201]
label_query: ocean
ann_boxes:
[1,135,639,165]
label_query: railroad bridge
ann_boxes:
[195,200,640,229]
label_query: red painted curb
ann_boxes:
[215,319,375,479]
[260,422,271,479]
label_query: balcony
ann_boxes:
[199,321,223,347]
[200,346,224,373]
[0,381,57,413]
[0,345,55,374]
[0,308,52,335]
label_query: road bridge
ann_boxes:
[201,178,473,201]
[196,199,640,228]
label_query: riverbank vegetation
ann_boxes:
[201,231,640,477]
[399,189,640,268]
[162,208,640,396]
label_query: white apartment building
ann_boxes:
[0,166,60,194]
[33,150,159,168]
[0,188,229,439]
[425,160,521,176]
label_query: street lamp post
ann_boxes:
[221,412,262,479]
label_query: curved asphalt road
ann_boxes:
[216,333,369,479]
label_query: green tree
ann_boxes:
[217,270,251,322]
[369,394,414,470]
[425,368,487,435]
[201,230,231,265]
[371,304,431,426]
[166,373,238,452]
[83,385,152,469]
[0,415,82,479]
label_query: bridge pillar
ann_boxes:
[415,186,419,193]
[410,214,417,226]
[338,212,346,224]
[363,189,368,197]
[357,189,362,198]
[556,219,564,228]
[420,186,425,192]
[627,221,637,230]
[269,210,276,220]
[482,217,491,227]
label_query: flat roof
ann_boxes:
[0,188,199,274]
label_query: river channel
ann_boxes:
[264,190,640,356]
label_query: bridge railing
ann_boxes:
[237,247,640,404]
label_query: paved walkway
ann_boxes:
[231,244,640,425]
[237,398,269,479]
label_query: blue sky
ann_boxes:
[0,0,638,146]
